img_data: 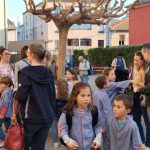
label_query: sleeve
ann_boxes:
[111,58,116,67]
[14,62,20,90]
[123,58,127,70]
[93,111,103,144]
[132,124,142,150]
[116,80,131,89]
[139,84,150,95]
[0,101,6,116]
[16,72,31,103]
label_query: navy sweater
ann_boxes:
[17,66,56,123]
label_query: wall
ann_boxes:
[129,4,150,45]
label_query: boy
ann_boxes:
[108,95,143,150]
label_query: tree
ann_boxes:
[23,0,139,78]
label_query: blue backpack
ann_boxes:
[85,60,93,75]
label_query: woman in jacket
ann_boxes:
[16,43,56,150]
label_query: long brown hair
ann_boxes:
[64,81,92,116]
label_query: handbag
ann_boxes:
[4,94,25,150]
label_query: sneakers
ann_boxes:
[54,142,60,148]
[0,140,4,148]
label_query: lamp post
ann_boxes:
[0,0,7,48]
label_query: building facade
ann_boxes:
[7,19,16,41]
[129,1,150,45]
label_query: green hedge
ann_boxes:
[73,45,142,67]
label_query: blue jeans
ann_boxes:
[80,74,89,83]
[24,121,51,150]
[0,117,11,140]
[51,117,59,143]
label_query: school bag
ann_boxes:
[85,60,93,75]
[59,105,98,146]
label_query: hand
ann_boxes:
[141,99,146,107]
[69,140,79,150]
[0,115,4,119]
[91,142,101,150]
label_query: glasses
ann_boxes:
[2,52,10,55]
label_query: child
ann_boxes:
[109,95,143,150]
[103,68,131,106]
[0,76,13,147]
[51,78,68,148]
[93,75,113,150]
[58,82,102,150]
[65,68,78,94]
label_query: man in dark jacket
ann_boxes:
[139,43,150,148]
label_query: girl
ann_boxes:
[93,75,113,150]
[0,76,13,147]
[42,50,51,67]
[65,68,78,94]
[51,78,68,148]
[16,43,56,150]
[132,51,150,147]
[103,68,131,106]
[58,82,102,150]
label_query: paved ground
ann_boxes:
[0,75,146,149]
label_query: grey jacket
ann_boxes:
[106,80,130,106]
[108,116,142,150]
[58,107,102,150]
[14,58,29,90]
[93,89,113,126]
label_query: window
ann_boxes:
[41,25,43,35]
[98,40,104,47]
[119,35,125,46]
[98,25,104,33]
[80,39,91,46]
[55,40,59,49]
[68,39,79,46]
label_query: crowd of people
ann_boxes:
[0,43,149,150]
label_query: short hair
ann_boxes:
[0,46,7,55]
[29,43,45,61]
[103,67,113,77]
[95,75,107,89]
[142,43,150,51]
[20,46,28,59]
[114,94,133,109]
[0,76,13,87]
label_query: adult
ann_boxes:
[132,51,150,148]
[49,55,58,80]
[16,43,56,150]
[78,56,90,83]
[0,46,14,81]
[14,46,29,90]
[111,53,127,81]
[139,43,150,148]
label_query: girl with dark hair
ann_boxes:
[65,68,78,94]
[16,43,56,150]
[58,82,102,150]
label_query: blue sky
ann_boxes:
[7,0,133,25]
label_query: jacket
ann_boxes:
[16,65,56,123]
[139,62,150,106]
[106,80,130,106]
[0,88,13,118]
[58,107,102,150]
[108,116,142,150]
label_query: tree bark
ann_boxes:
[57,27,69,78]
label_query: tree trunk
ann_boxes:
[57,27,69,78]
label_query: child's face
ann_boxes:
[108,70,116,81]
[65,71,74,80]
[76,87,91,110]
[0,83,8,91]
[113,100,130,121]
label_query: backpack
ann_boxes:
[85,60,93,75]
[59,105,98,146]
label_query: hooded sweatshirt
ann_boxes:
[17,65,56,123]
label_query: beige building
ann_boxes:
[8,19,16,41]
[110,18,129,46]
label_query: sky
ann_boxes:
[7,0,134,26]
